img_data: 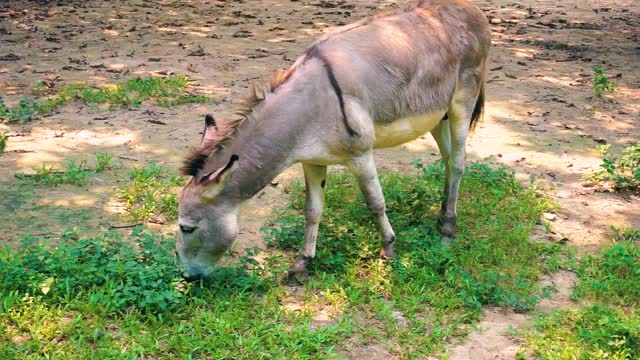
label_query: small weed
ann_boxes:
[0,97,7,118]
[591,65,616,98]
[32,80,51,96]
[62,160,91,186]
[94,152,113,173]
[583,143,640,191]
[0,75,208,123]
[117,162,186,222]
[0,132,8,153]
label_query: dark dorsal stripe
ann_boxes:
[305,46,358,137]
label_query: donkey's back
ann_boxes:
[310,0,490,129]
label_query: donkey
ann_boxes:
[176,0,490,280]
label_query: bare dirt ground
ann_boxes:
[1,0,638,358]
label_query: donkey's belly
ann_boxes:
[373,111,446,149]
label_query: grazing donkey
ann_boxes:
[177,0,490,280]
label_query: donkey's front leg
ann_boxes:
[348,153,396,258]
[291,164,327,280]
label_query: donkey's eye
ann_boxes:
[180,224,197,234]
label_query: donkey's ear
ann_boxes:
[198,155,239,199]
[201,114,217,144]
[205,114,216,128]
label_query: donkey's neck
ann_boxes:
[222,116,296,201]
[220,79,320,201]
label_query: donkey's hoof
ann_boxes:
[287,256,311,284]
[287,269,310,284]
[440,235,455,246]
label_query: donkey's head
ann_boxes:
[176,114,241,280]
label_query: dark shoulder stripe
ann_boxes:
[323,61,357,136]
[305,46,358,137]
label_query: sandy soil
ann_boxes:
[1,0,638,358]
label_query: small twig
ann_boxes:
[109,223,142,229]
[148,218,167,225]
[145,119,167,125]
[158,128,180,134]
[117,155,139,161]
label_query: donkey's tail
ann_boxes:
[469,85,484,134]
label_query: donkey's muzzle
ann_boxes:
[176,251,214,282]
[182,271,204,282]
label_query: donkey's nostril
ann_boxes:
[180,224,196,233]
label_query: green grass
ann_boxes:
[0,228,342,359]
[116,162,186,222]
[521,228,640,359]
[0,76,207,123]
[523,305,639,360]
[16,160,90,186]
[573,228,640,306]
[15,153,114,186]
[583,143,640,191]
[0,160,563,358]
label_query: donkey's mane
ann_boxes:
[180,67,297,177]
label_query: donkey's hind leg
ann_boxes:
[441,88,480,244]
[431,117,452,220]
[348,152,396,258]
[290,163,327,280]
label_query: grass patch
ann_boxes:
[583,143,640,191]
[116,161,186,222]
[0,228,342,359]
[0,76,207,123]
[523,305,639,360]
[15,153,114,186]
[0,160,561,358]
[521,228,640,359]
[573,227,640,306]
